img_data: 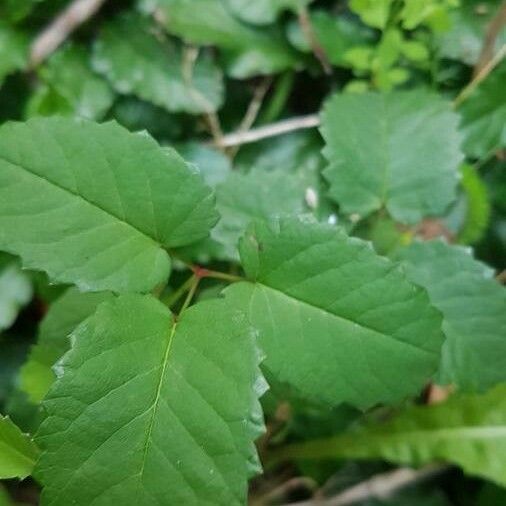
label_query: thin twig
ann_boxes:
[229,77,273,157]
[454,43,506,107]
[30,0,108,67]
[473,1,506,77]
[182,46,225,147]
[279,465,449,506]
[297,7,332,75]
[215,114,320,148]
[252,477,318,506]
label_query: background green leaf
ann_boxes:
[321,90,463,224]
[397,240,506,391]
[0,415,39,479]
[93,14,224,114]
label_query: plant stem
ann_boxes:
[259,71,295,124]
[179,275,200,315]
[454,43,506,107]
[204,269,244,283]
[162,275,195,308]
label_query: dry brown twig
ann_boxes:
[30,0,109,67]
[473,1,506,77]
[277,465,448,506]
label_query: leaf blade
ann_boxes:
[0,415,39,479]
[0,117,218,293]
[321,90,463,224]
[35,294,264,505]
[227,218,444,408]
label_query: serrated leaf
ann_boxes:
[27,44,114,120]
[226,218,444,408]
[212,169,312,260]
[0,24,28,87]
[93,14,223,114]
[0,256,32,331]
[321,90,463,224]
[0,415,39,479]
[141,0,297,79]
[397,240,506,392]
[225,0,311,25]
[0,117,218,293]
[459,64,506,159]
[20,287,113,404]
[279,384,506,487]
[35,294,265,505]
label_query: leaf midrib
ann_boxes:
[137,318,177,492]
[254,282,438,357]
[0,154,161,247]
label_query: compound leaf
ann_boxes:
[278,384,506,487]
[0,117,218,293]
[0,415,39,479]
[93,14,224,114]
[397,240,506,392]
[20,288,114,404]
[35,294,265,506]
[226,218,444,408]
[321,90,463,224]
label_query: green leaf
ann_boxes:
[35,294,265,505]
[93,14,224,114]
[0,484,12,506]
[287,10,373,67]
[0,117,218,293]
[20,287,113,404]
[349,0,393,29]
[0,415,39,479]
[27,44,114,120]
[0,256,32,331]
[278,384,506,487]
[177,142,232,188]
[437,0,506,65]
[0,0,42,23]
[0,24,28,87]
[226,218,444,408]
[321,90,463,224]
[211,169,313,260]
[225,0,310,25]
[459,64,506,159]
[141,0,297,79]
[457,164,491,244]
[397,240,506,392]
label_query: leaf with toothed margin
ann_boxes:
[0,117,218,293]
[92,13,224,115]
[0,414,39,479]
[321,90,463,224]
[20,287,114,404]
[225,217,444,409]
[397,240,506,392]
[34,294,266,506]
